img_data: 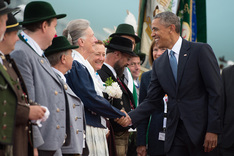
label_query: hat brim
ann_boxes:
[106,44,136,56]
[110,33,141,43]
[0,7,19,15]
[6,25,22,33]
[45,45,78,56]
[20,14,66,25]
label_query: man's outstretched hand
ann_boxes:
[115,110,132,127]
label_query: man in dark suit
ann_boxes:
[98,36,136,156]
[117,11,223,156]
[219,66,234,156]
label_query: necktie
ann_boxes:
[169,50,177,82]
[117,77,135,110]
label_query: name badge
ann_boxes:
[158,131,165,141]
[101,116,106,128]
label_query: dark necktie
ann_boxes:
[117,77,135,110]
[169,50,177,82]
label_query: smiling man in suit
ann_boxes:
[117,11,223,156]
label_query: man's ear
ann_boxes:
[41,21,48,33]
[170,24,176,33]
[61,54,66,64]
[114,51,122,60]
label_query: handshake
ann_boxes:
[115,110,132,127]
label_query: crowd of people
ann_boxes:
[0,0,233,156]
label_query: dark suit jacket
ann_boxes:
[220,65,234,148]
[98,64,135,132]
[136,70,165,155]
[65,61,125,128]
[129,39,223,152]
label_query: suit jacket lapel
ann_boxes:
[19,34,38,55]
[38,57,61,85]
[176,39,191,92]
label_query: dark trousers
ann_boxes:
[63,154,80,156]
[219,146,234,156]
[167,120,218,156]
[38,150,56,156]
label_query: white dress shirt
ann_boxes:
[20,31,44,56]
[168,36,182,64]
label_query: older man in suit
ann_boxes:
[10,1,67,156]
[118,11,223,156]
[44,36,89,156]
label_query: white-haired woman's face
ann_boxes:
[83,27,97,54]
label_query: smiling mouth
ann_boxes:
[155,38,159,42]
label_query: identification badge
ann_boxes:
[158,131,165,141]
[101,116,106,128]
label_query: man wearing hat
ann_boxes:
[0,13,46,156]
[44,36,89,156]
[10,1,68,155]
[110,23,142,156]
[110,23,143,106]
[97,36,136,156]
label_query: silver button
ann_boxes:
[2,124,7,129]
[3,112,7,117]
[64,84,68,90]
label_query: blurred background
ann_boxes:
[9,0,234,68]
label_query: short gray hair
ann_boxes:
[154,11,180,34]
[46,50,68,66]
[63,19,90,45]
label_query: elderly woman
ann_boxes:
[63,19,125,156]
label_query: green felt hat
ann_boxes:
[44,36,78,56]
[110,23,141,43]
[20,1,66,25]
